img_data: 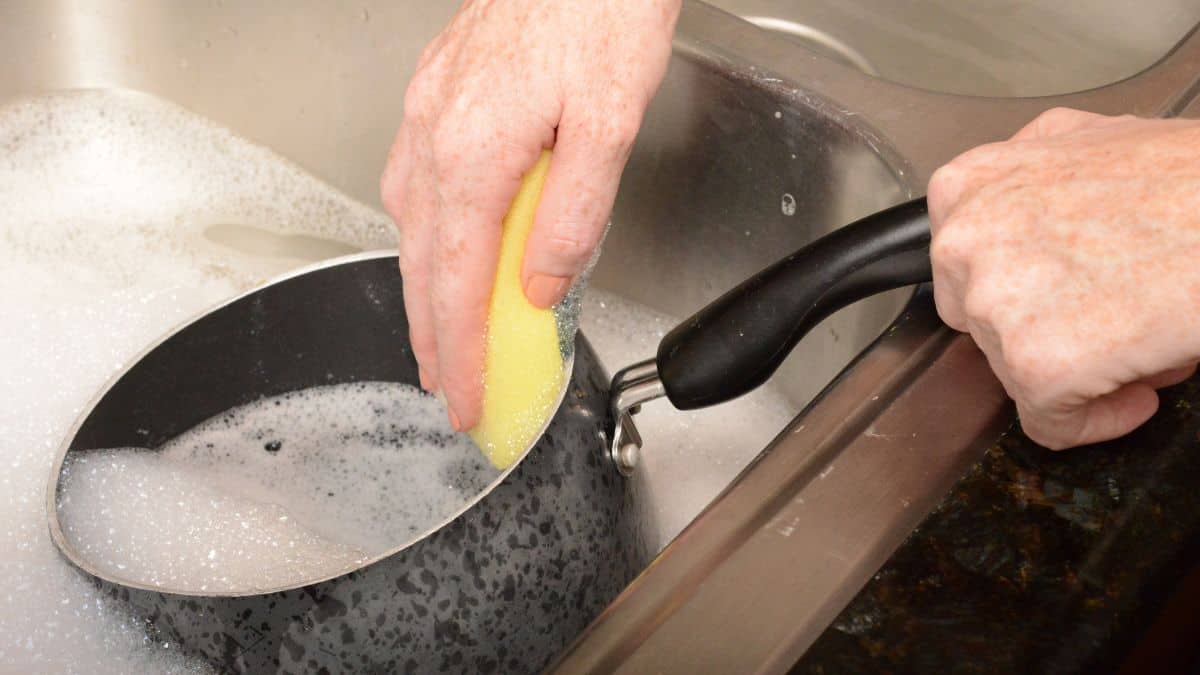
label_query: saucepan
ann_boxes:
[47,197,931,673]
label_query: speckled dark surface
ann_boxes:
[794,377,1200,674]
[86,340,645,675]
[86,340,644,674]
[55,257,648,674]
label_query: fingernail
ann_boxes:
[524,274,571,309]
[447,408,462,432]
[418,367,435,392]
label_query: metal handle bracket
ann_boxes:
[608,359,665,476]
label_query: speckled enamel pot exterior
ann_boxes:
[51,255,647,674]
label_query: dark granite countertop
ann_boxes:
[794,377,1200,674]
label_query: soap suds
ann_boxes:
[0,88,795,672]
[0,90,393,673]
[58,382,495,594]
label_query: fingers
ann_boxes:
[382,0,679,435]
[930,264,968,331]
[927,160,981,332]
[1010,364,1196,450]
[428,122,545,431]
[383,126,442,392]
[401,147,443,392]
[1140,363,1198,390]
[1018,383,1160,450]
[430,212,504,432]
[930,107,1128,227]
[927,161,973,228]
[1009,107,1125,141]
[924,108,1196,453]
[521,105,641,308]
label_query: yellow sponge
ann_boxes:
[468,151,565,469]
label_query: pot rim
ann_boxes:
[46,249,576,598]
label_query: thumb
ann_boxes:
[521,112,638,308]
[1022,383,1160,450]
[1075,383,1161,446]
[1139,363,1197,390]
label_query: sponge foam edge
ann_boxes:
[468,151,565,469]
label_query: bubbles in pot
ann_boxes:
[57,382,500,594]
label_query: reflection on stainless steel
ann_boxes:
[202,223,362,262]
[4,0,1200,671]
[709,0,1200,97]
[741,16,880,76]
[552,292,1015,673]
[551,3,1200,672]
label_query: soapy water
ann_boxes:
[0,89,794,672]
[58,382,496,594]
[0,90,392,674]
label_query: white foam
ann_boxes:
[0,90,393,673]
[58,382,496,594]
[0,89,796,672]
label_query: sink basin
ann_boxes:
[4,0,1200,672]
[0,3,909,669]
[705,0,1200,96]
[2,0,913,562]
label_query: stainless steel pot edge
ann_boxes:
[549,3,1200,672]
[46,249,575,598]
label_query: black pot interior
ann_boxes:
[67,255,420,453]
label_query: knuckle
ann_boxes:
[380,166,411,218]
[441,376,479,414]
[1003,336,1050,392]
[929,222,979,279]
[928,229,965,268]
[1014,402,1071,450]
[1036,106,1086,126]
[429,281,486,321]
[606,108,643,147]
[408,328,437,359]
[429,109,491,162]
[380,180,404,219]
[961,285,997,325]
[1004,333,1086,413]
[953,141,1006,169]
[402,73,437,123]
[931,287,966,331]
[429,290,456,322]
[927,161,964,198]
[542,230,597,266]
[415,39,443,71]
[430,116,534,189]
[927,161,975,224]
[575,102,643,155]
[397,241,424,274]
[429,125,473,178]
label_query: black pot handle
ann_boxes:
[656,196,932,410]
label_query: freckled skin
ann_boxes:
[380,0,681,431]
[929,108,1200,450]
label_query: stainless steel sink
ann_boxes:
[1,0,909,562]
[705,0,1200,97]
[554,6,1200,672]
[4,0,1200,672]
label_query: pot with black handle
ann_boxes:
[47,198,930,673]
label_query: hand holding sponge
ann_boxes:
[468,151,567,469]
